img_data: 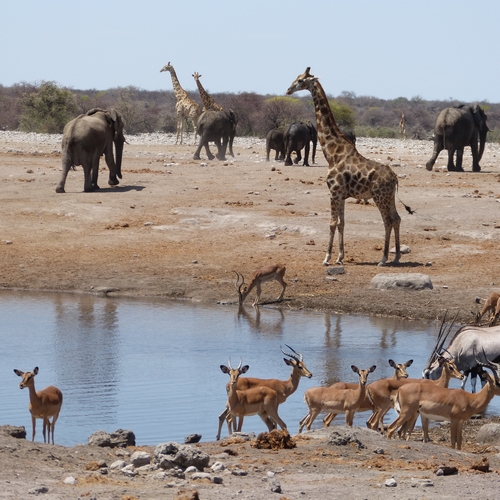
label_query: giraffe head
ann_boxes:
[286,67,319,95]
[193,72,201,81]
[160,61,173,73]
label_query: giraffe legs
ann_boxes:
[378,201,401,266]
[323,198,344,266]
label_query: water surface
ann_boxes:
[0,290,493,446]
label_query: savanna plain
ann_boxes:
[2,132,500,498]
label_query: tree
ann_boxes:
[329,99,356,130]
[19,81,77,133]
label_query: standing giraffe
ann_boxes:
[192,72,223,111]
[286,68,401,266]
[160,62,201,145]
[399,111,407,140]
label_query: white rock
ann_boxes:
[63,476,77,485]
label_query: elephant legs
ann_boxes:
[103,150,120,187]
[216,138,229,161]
[426,138,443,171]
[303,143,310,166]
[193,140,215,161]
[56,154,72,193]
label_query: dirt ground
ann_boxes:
[2,133,500,498]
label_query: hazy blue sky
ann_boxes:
[3,0,499,102]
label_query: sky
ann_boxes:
[2,0,500,102]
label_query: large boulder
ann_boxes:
[88,429,136,448]
[154,442,210,471]
[370,273,433,291]
[476,423,500,444]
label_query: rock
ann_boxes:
[434,465,458,476]
[385,478,397,487]
[131,451,151,467]
[110,460,127,470]
[370,273,433,291]
[88,429,135,448]
[326,266,345,275]
[476,423,500,444]
[411,478,434,487]
[184,433,202,444]
[211,462,226,472]
[390,244,411,254]
[121,464,137,477]
[0,425,26,439]
[63,476,77,485]
[192,472,211,481]
[328,430,366,449]
[270,480,282,493]
[28,486,48,495]
[471,457,490,472]
[153,442,210,471]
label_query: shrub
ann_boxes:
[19,81,77,133]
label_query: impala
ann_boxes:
[475,292,500,326]
[366,355,463,432]
[220,359,287,433]
[298,365,376,432]
[14,367,63,444]
[234,263,287,306]
[216,344,312,439]
[387,351,500,450]
[322,358,413,428]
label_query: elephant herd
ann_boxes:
[55,103,490,194]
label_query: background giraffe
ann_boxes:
[286,67,401,267]
[399,111,407,140]
[160,62,201,144]
[192,72,223,111]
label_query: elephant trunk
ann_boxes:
[114,135,125,180]
[478,128,488,163]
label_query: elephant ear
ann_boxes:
[107,109,123,139]
[471,104,484,128]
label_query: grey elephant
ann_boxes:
[283,122,317,166]
[426,104,489,172]
[193,109,237,161]
[56,108,125,193]
[265,129,285,161]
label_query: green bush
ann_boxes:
[19,81,77,133]
[329,100,356,130]
[355,126,398,138]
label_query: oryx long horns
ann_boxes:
[281,344,303,362]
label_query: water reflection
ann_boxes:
[1,290,498,447]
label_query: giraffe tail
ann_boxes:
[397,196,416,215]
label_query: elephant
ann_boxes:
[56,108,125,193]
[426,104,490,172]
[283,122,317,166]
[193,109,237,161]
[265,129,285,161]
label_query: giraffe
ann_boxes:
[286,68,401,267]
[160,62,201,145]
[192,72,223,111]
[399,111,407,140]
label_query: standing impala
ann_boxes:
[366,355,463,433]
[216,345,312,439]
[220,359,287,433]
[14,367,63,444]
[387,352,500,450]
[234,264,287,306]
[322,358,413,428]
[299,365,376,432]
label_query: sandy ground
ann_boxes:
[2,133,500,498]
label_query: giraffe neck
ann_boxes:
[309,81,353,166]
[168,68,188,101]
[195,79,213,108]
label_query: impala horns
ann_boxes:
[280,344,303,362]
[233,271,246,304]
